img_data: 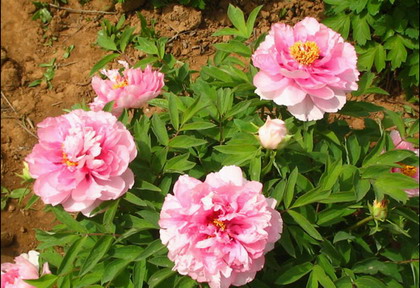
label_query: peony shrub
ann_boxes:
[11,5,419,288]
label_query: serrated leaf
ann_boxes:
[352,13,371,46]
[384,35,408,69]
[323,14,351,39]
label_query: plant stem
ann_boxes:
[348,216,374,231]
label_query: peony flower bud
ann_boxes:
[258,116,288,150]
[369,199,388,222]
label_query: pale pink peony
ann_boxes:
[159,166,282,288]
[25,109,137,216]
[1,251,50,288]
[90,61,164,116]
[258,116,288,149]
[252,17,359,121]
[390,130,419,197]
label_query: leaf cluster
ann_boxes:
[323,0,419,100]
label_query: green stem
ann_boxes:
[348,216,374,231]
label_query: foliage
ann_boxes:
[20,4,420,288]
[323,0,419,101]
[28,58,57,89]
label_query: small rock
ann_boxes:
[7,204,16,212]
[20,227,27,233]
[1,232,14,247]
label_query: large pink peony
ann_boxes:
[25,109,137,216]
[159,166,282,288]
[390,130,419,197]
[1,251,50,288]
[90,61,164,116]
[252,17,359,121]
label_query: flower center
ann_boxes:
[112,75,129,89]
[289,41,320,65]
[62,152,78,167]
[398,163,417,177]
[212,219,226,231]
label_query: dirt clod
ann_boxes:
[1,60,21,91]
[162,5,202,33]
[1,232,15,248]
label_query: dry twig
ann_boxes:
[49,4,117,15]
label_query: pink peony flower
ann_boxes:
[90,61,164,116]
[1,250,50,288]
[252,17,359,121]
[25,109,137,216]
[258,116,288,149]
[390,130,419,197]
[159,166,282,288]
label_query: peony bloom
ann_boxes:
[1,250,50,288]
[159,166,282,288]
[252,17,359,121]
[258,116,288,149]
[90,61,164,116]
[25,109,137,216]
[390,130,419,197]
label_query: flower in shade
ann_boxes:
[90,61,164,116]
[159,166,282,288]
[1,250,50,288]
[252,17,359,121]
[25,109,137,216]
[369,199,388,222]
[258,116,288,150]
[390,130,419,197]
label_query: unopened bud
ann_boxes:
[369,199,388,222]
[258,117,288,150]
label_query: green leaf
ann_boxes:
[323,14,351,39]
[288,210,323,241]
[133,260,147,288]
[249,156,261,181]
[352,13,371,46]
[169,135,207,148]
[181,96,209,125]
[148,268,176,288]
[312,264,336,288]
[79,235,114,276]
[165,153,196,173]
[25,274,58,288]
[90,53,120,76]
[97,31,118,51]
[180,121,216,131]
[29,79,42,87]
[354,276,387,288]
[118,27,134,52]
[384,35,408,69]
[227,4,247,36]
[134,239,166,261]
[373,173,416,202]
[101,258,132,284]
[148,256,174,268]
[168,93,180,131]
[246,5,263,37]
[58,236,88,275]
[135,37,159,55]
[275,262,313,284]
[214,41,251,57]
[291,188,331,208]
[214,144,258,155]
[283,167,298,209]
[50,206,88,233]
[151,114,169,146]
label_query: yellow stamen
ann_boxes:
[213,219,226,231]
[62,152,78,167]
[398,163,417,177]
[289,41,320,65]
[112,79,129,89]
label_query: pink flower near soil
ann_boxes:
[252,17,359,121]
[90,61,164,116]
[258,116,288,150]
[25,109,137,216]
[1,251,50,288]
[159,166,282,288]
[390,130,419,197]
